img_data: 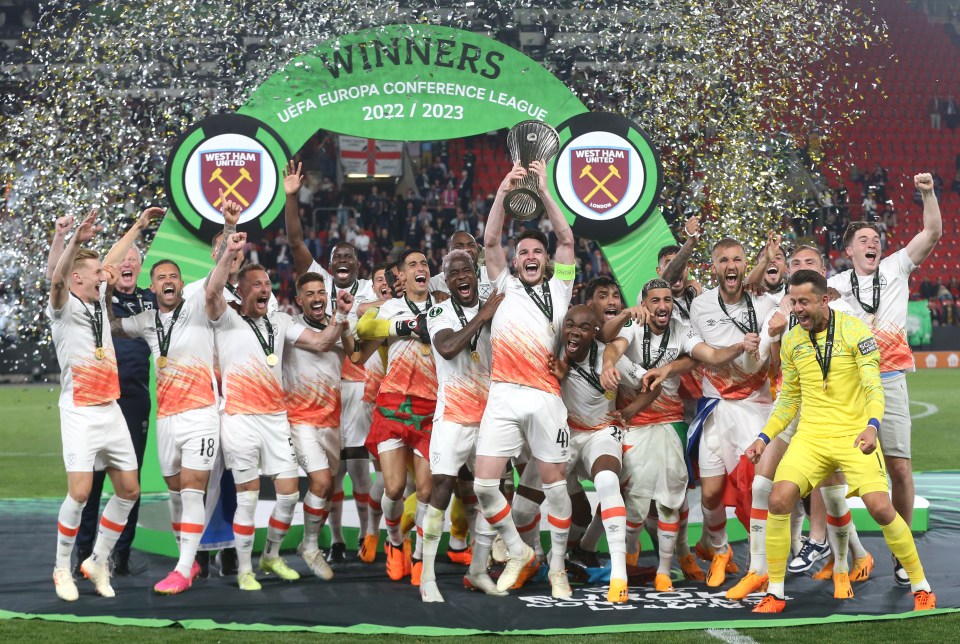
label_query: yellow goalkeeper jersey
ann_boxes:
[761,310,884,441]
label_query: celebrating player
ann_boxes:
[746,270,935,613]
[46,210,141,601]
[474,161,577,599]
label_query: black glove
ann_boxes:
[415,313,431,345]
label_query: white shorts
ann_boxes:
[221,411,297,477]
[477,382,570,464]
[341,381,373,449]
[880,372,911,458]
[156,405,220,477]
[377,437,424,459]
[60,403,137,473]
[568,427,623,480]
[429,419,478,477]
[699,399,772,478]
[291,424,341,474]
[622,423,687,511]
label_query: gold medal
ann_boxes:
[470,350,481,363]
[94,347,106,360]
[419,343,432,356]
[266,353,279,366]
[604,390,616,401]
[822,380,828,392]
[156,356,168,369]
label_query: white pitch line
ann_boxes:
[706,628,759,644]
[910,401,939,420]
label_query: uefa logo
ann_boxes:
[551,113,662,243]
[165,113,290,242]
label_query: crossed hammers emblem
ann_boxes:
[209,166,253,207]
[579,163,621,203]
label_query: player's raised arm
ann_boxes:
[905,172,943,266]
[744,230,782,287]
[282,159,315,275]
[49,209,97,310]
[483,164,525,281]
[600,336,630,391]
[45,215,75,283]
[661,216,700,285]
[102,264,130,338]
[206,231,246,321]
[104,206,164,268]
[212,189,241,264]
[530,159,575,270]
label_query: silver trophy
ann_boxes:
[504,120,560,221]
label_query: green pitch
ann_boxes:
[1,369,958,640]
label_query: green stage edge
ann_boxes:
[2,606,956,636]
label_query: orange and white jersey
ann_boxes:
[426,298,492,425]
[376,297,438,400]
[490,273,573,395]
[361,347,385,404]
[120,293,216,419]
[616,317,704,425]
[689,287,778,403]
[213,308,305,416]
[562,341,636,432]
[46,290,121,408]
[307,260,376,317]
[827,248,916,373]
[282,314,345,429]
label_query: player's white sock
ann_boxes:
[595,470,627,581]
[750,475,773,574]
[701,503,729,553]
[382,495,404,547]
[579,510,604,552]
[328,487,345,544]
[414,500,427,560]
[263,492,298,559]
[464,490,479,547]
[790,499,806,555]
[676,495,692,558]
[474,478,525,558]
[233,490,259,574]
[174,489,205,578]
[626,517,642,558]
[848,521,867,559]
[347,458,371,539]
[56,495,85,569]
[656,503,679,576]
[302,491,330,554]
[369,472,384,537]
[821,484,851,573]
[167,490,183,544]
[542,480,572,574]
[644,501,659,546]
[420,505,444,582]
[470,513,496,576]
[92,495,136,564]
[512,493,542,554]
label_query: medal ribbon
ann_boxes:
[717,292,758,335]
[72,292,104,353]
[571,342,605,395]
[404,294,432,315]
[809,310,835,388]
[242,315,275,358]
[642,323,671,369]
[154,301,184,360]
[523,281,553,325]
[849,271,880,315]
[452,299,482,355]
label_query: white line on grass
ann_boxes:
[706,629,759,644]
[910,401,939,420]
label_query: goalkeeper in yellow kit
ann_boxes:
[745,270,935,613]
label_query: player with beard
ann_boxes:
[602,278,758,592]
[746,270,935,613]
[474,161,577,599]
[826,173,942,586]
[428,231,494,300]
[282,273,355,581]
[206,201,355,591]
[106,257,219,595]
[745,235,787,300]
[46,211,141,601]
[418,250,504,602]
[550,305,648,603]
[687,238,779,590]
[736,243,872,601]
[357,249,438,587]
[283,160,375,562]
